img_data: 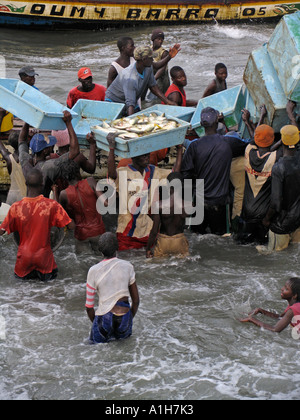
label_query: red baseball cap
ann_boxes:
[78,67,92,79]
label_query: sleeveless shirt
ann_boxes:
[65,179,105,241]
[214,77,227,93]
[164,83,187,107]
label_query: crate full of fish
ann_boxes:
[136,104,196,122]
[71,99,125,145]
[91,111,190,158]
[0,79,77,130]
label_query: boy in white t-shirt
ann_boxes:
[85,232,139,344]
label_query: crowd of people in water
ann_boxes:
[0,28,300,343]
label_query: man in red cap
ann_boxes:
[67,67,106,108]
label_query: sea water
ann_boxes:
[1,22,300,401]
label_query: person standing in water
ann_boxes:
[0,169,73,281]
[85,232,139,344]
[146,172,190,258]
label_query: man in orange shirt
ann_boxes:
[0,169,74,281]
[67,67,106,108]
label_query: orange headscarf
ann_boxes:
[254,124,275,148]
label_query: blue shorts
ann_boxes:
[89,301,133,344]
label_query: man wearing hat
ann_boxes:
[260,125,300,252]
[181,107,233,235]
[67,67,106,108]
[18,66,39,89]
[18,110,80,198]
[239,124,281,244]
[105,45,178,116]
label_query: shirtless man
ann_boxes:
[146,172,190,258]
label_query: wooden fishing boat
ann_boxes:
[0,11,299,192]
[0,0,299,29]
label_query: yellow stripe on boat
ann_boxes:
[0,1,299,26]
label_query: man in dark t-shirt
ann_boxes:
[181,107,233,235]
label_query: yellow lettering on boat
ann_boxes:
[0,1,299,22]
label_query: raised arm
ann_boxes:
[173,144,183,173]
[63,111,80,160]
[18,122,34,180]
[152,44,181,71]
[257,104,267,127]
[107,133,118,180]
[241,108,256,138]
[75,132,97,174]
[286,100,298,127]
